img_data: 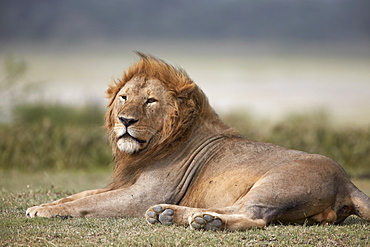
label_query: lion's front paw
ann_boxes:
[145,205,174,226]
[26,205,71,218]
[189,212,224,231]
[26,206,44,218]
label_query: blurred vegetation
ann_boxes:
[0,104,112,172]
[0,56,27,92]
[0,104,369,178]
[0,56,42,122]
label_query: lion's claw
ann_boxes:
[189,212,224,230]
[146,205,174,225]
[26,206,43,218]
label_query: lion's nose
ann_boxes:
[118,116,138,127]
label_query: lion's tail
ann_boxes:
[350,186,370,222]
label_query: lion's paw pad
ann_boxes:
[189,213,223,231]
[146,205,174,226]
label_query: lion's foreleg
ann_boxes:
[39,188,109,207]
[146,204,241,227]
[26,187,159,218]
[26,188,110,218]
[188,212,267,231]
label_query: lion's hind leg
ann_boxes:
[310,207,337,225]
[189,212,266,231]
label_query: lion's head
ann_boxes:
[108,77,170,154]
[105,52,212,157]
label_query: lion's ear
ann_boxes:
[176,83,196,101]
[106,87,115,99]
[106,78,121,106]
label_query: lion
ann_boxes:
[26,52,370,230]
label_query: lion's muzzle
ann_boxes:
[114,119,148,153]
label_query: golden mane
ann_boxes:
[106,52,195,102]
[105,52,215,189]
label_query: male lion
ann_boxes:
[27,52,370,230]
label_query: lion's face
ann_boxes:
[111,77,171,154]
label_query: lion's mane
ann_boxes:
[105,52,216,189]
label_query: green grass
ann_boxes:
[3,173,368,246]
[0,170,111,192]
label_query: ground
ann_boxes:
[1,171,370,246]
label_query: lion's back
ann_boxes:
[209,137,308,172]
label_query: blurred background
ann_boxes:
[1,0,369,124]
[1,0,370,182]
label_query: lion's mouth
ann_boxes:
[118,133,146,144]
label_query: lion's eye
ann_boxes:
[146,98,157,104]
[121,95,127,101]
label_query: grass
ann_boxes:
[1,185,370,246]
[1,104,370,246]
[0,170,111,192]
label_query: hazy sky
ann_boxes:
[1,0,369,44]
